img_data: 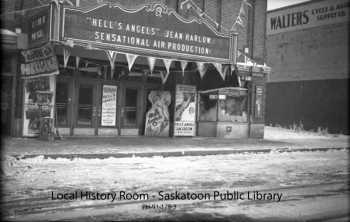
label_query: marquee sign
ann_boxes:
[61,3,235,63]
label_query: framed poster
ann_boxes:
[101,85,117,126]
[174,84,197,136]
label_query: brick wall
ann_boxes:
[253,0,267,63]
[267,22,349,82]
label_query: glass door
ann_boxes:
[77,85,94,127]
[74,83,98,135]
[122,88,138,127]
[120,86,142,136]
[55,81,69,127]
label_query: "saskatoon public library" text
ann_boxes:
[51,190,283,202]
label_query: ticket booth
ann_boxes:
[197,87,249,138]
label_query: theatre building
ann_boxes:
[3,0,270,138]
[266,0,349,134]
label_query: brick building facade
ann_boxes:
[266,0,349,134]
[1,0,268,138]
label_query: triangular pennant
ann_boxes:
[223,65,229,80]
[231,64,235,72]
[126,53,138,71]
[180,60,188,77]
[63,48,71,68]
[105,50,117,79]
[160,71,170,84]
[196,62,207,79]
[213,63,226,80]
[238,75,242,87]
[75,56,80,69]
[147,57,156,74]
[162,58,173,75]
[239,2,246,16]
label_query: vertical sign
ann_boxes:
[174,85,197,136]
[101,85,117,126]
[28,5,50,47]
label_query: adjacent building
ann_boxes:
[266,0,349,134]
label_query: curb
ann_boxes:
[11,147,349,160]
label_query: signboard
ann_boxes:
[145,91,171,137]
[101,85,117,126]
[28,5,51,47]
[62,4,234,63]
[20,43,59,78]
[174,85,197,136]
[23,76,55,137]
[267,0,349,35]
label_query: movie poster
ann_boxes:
[144,91,171,137]
[174,84,197,136]
[101,85,117,126]
[23,76,56,137]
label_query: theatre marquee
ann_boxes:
[60,3,236,64]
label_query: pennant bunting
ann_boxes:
[180,60,188,77]
[196,62,207,79]
[231,0,252,30]
[147,57,156,74]
[223,65,229,80]
[213,63,226,80]
[160,71,170,84]
[126,53,138,71]
[162,58,173,75]
[63,48,71,68]
[238,75,242,87]
[105,50,118,79]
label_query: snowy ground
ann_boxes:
[2,149,349,221]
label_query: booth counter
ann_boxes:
[197,87,249,138]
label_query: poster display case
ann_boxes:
[197,87,249,138]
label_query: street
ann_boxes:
[2,148,349,221]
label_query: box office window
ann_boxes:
[218,95,248,122]
[198,89,248,123]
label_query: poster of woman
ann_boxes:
[144,91,171,136]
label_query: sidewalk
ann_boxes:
[2,127,349,159]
